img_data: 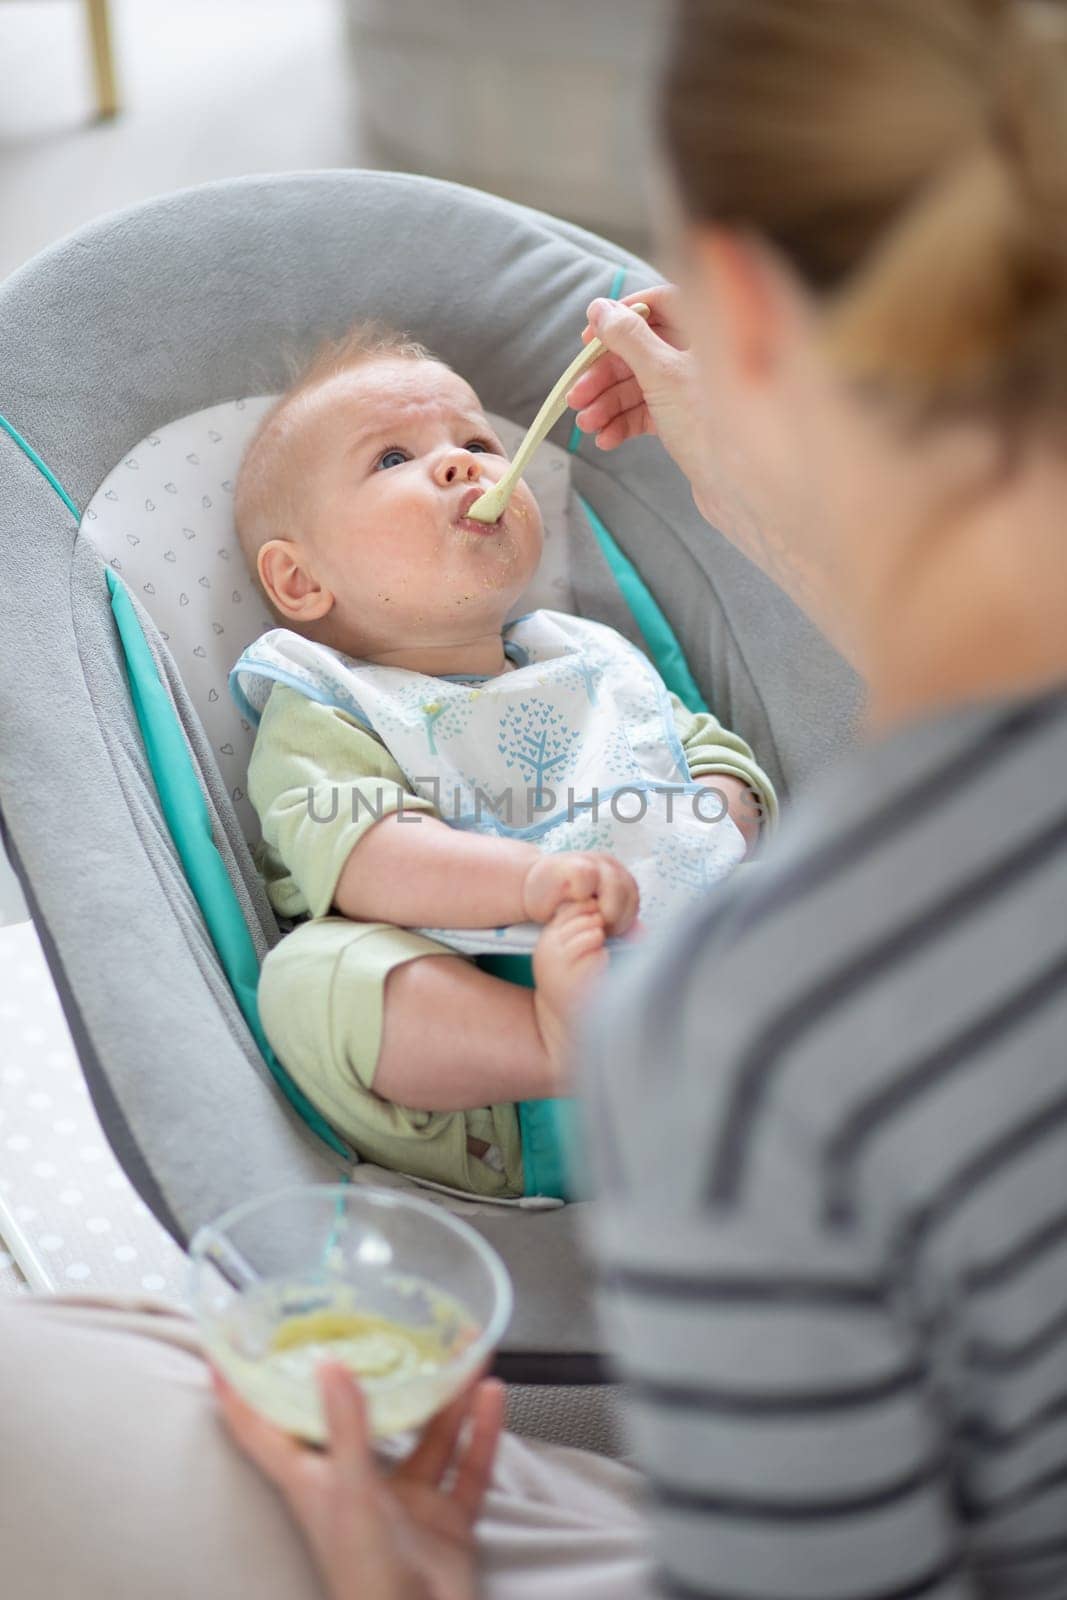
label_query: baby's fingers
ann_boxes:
[596,864,640,934]
[560,858,603,903]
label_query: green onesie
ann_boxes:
[251,683,778,1198]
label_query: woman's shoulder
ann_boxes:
[581,681,1067,1211]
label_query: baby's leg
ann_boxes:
[531,900,609,1084]
[374,954,557,1108]
[376,901,608,1109]
[259,918,526,1195]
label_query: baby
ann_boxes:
[230,322,776,1200]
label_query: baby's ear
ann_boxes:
[257,539,334,622]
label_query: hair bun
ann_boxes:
[826,0,1067,418]
[662,0,1067,424]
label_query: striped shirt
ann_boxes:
[581,682,1067,1600]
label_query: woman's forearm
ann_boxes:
[333,812,538,928]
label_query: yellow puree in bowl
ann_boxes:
[210,1279,479,1441]
[266,1307,454,1380]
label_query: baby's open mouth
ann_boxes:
[454,487,503,534]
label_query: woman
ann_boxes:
[4,1,1066,1596]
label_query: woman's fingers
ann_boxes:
[318,1361,376,1489]
[620,285,688,346]
[400,1375,480,1487]
[211,1365,304,1490]
[450,1379,506,1521]
[592,407,657,452]
[569,349,635,407]
[572,373,648,435]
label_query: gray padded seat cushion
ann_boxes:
[0,171,861,1369]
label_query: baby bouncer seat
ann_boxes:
[0,170,861,1450]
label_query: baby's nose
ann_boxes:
[436,449,481,486]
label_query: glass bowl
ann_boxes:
[188,1183,513,1442]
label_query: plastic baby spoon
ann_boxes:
[465,302,652,524]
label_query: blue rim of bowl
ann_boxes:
[189,1182,515,1390]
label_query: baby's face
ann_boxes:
[290,357,543,655]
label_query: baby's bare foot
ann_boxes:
[532,899,608,1094]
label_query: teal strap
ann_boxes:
[0,409,350,1161]
[476,952,571,1200]
[0,412,80,520]
[567,265,628,455]
[517,1098,575,1202]
[578,495,709,713]
[106,570,352,1159]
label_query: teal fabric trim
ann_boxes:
[578,495,710,714]
[476,952,570,1200]
[517,1098,574,1202]
[0,411,351,1159]
[567,265,628,455]
[106,569,352,1161]
[0,412,81,520]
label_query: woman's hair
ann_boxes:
[661,0,1067,424]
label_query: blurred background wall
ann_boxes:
[0,0,660,284]
[345,0,660,256]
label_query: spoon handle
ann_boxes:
[466,302,651,524]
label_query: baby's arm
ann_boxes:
[672,693,779,853]
[335,815,637,932]
[248,684,636,933]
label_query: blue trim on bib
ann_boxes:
[447,777,705,840]
[229,657,376,733]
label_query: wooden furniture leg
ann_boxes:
[85,0,119,120]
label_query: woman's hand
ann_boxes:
[213,1361,506,1600]
[568,287,717,519]
[569,285,851,661]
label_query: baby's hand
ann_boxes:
[523,852,639,936]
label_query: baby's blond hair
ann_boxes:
[234,320,437,585]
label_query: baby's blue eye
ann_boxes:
[377,448,409,471]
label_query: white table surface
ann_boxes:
[0,919,187,1299]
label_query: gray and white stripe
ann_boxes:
[582,684,1067,1600]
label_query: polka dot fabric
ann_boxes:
[0,922,188,1299]
[80,399,580,843]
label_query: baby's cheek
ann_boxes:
[511,486,544,549]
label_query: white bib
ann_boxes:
[232,611,745,954]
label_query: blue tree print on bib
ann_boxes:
[368,677,480,757]
[497,699,581,809]
[421,694,468,755]
[599,726,642,782]
[552,654,601,705]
